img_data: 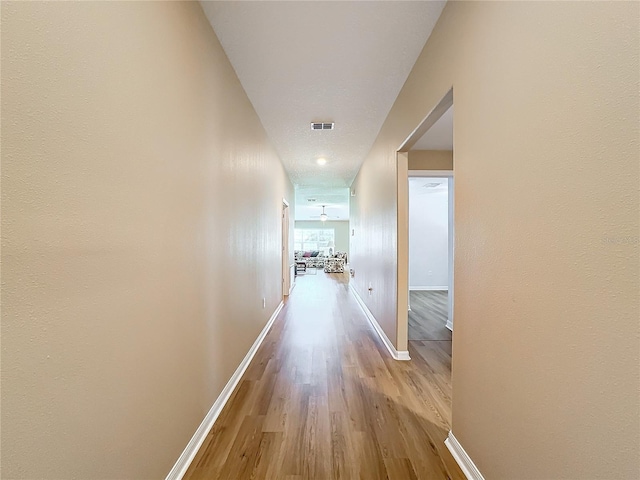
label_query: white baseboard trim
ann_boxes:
[445,431,485,480]
[165,301,285,480]
[349,283,410,361]
[409,286,449,291]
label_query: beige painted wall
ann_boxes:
[408,150,453,171]
[350,2,639,478]
[294,220,350,258]
[1,2,294,478]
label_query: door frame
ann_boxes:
[282,198,291,298]
[408,170,454,332]
[395,88,454,352]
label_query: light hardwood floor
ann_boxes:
[184,271,462,480]
[408,290,450,341]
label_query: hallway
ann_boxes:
[185,270,463,480]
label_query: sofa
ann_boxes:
[294,251,326,268]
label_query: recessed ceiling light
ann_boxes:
[317,158,327,166]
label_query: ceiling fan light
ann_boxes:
[319,204,328,221]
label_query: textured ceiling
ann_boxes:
[412,106,454,150]
[201,1,446,188]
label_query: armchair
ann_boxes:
[324,253,346,273]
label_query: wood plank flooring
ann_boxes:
[185,272,462,480]
[408,290,450,341]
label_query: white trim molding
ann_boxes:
[409,286,449,291]
[289,264,296,295]
[165,301,285,480]
[445,431,485,480]
[349,284,410,361]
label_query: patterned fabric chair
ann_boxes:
[324,257,345,273]
[305,256,325,268]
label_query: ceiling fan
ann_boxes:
[310,205,333,221]
[320,205,328,222]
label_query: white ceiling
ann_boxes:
[409,177,448,197]
[412,105,453,150]
[201,1,446,188]
[294,186,350,221]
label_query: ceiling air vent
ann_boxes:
[310,122,334,131]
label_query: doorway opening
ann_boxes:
[292,186,351,277]
[282,199,291,299]
[396,88,453,351]
[408,172,453,342]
